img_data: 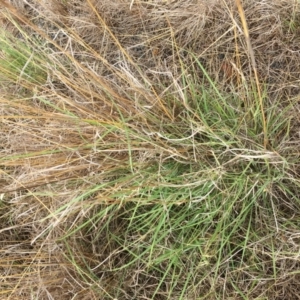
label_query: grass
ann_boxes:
[1,0,300,299]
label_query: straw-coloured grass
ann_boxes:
[1,0,300,299]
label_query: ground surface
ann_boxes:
[0,0,300,299]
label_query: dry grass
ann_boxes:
[0,0,300,299]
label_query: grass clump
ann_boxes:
[0,31,48,87]
[0,0,300,299]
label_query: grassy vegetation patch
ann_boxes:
[1,0,300,299]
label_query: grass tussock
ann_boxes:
[0,0,300,299]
